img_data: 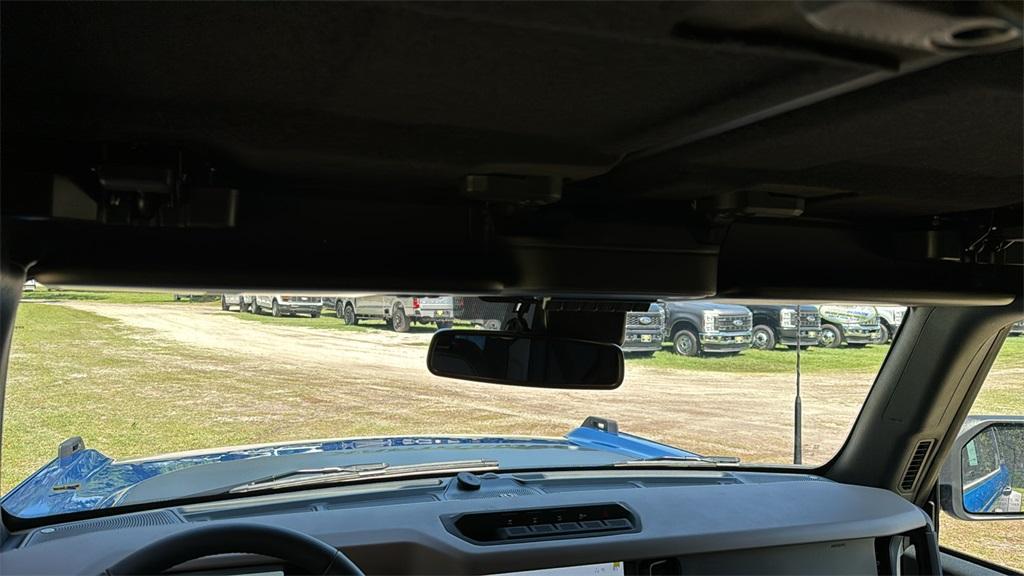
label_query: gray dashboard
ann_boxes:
[0,470,928,575]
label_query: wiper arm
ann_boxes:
[228,459,499,494]
[613,455,740,468]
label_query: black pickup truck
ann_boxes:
[662,301,752,356]
[747,305,821,350]
[621,303,665,356]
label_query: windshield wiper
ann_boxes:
[228,459,499,494]
[613,455,740,468]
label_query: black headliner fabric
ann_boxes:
[2,2,1021,218]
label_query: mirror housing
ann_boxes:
[427,330,624,389]
[939,416,1024,520]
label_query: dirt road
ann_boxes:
[67,302,876,464]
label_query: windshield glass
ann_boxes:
[1,289,917,518]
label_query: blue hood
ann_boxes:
[2,424,698,518]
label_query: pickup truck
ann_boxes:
[243,294,323,318]
[1010,319,1024,336]
[874,305,907,344]
[334,295,454,332]
[747,305,821,350]
[621,302,665,356]
[662,301,752,356]
[453,297,517,331]
[818,304,882,348]
[220,293,244,311]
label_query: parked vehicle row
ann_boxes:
[221,293,323,317]
[326,295,454,332]
[214,293,910,354]
[623,302,905,357]
[221,293,455,331]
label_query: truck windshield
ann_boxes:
[0,291,950,518]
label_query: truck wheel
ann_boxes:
[343,304,358,325]
[221,296,230,311]
[483,319,502,331]
[751,325,775,350]
[252,300,261,315]
[238,297,246,312]
[820,324,843,348]
[672,330,699,356]
[311,311,321,319]
[391,305,410,332]
[875,324,891,344]
[272,300,282,317]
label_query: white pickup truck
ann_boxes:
[330,295,454,332]
[236,294,323,318]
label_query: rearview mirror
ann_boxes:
[939,417,1024,520]
[427,330,624,389]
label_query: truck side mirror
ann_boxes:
[939,417,1024,520]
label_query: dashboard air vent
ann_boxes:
[23,509,182,547]
[899,439,934,493]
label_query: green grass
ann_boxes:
[627,333,1024,376]
[20,289,197,304]
[628,343,892,374]
[233,309,371,332]
[1,304,251,493]
[232,309,448,334]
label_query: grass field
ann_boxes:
[234,310,446,335]
[1,299,1021,569]
[634,343,892,374]
[21,288,190,304]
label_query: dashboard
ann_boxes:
[0,470,931,575]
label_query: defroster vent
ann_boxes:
[23,509,182,547]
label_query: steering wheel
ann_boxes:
[105,522,364,575]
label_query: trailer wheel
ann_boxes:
[238,296,246,312]
[221,295,230,311]
[252,299,261,315]
[310,311,321,319]
[751,325,776,350]
[820,324,843,348]
[391,305,410,332]
[435,321,453,330]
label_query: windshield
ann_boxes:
[1,289,919,519]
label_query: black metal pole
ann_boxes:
[794,304,802,465]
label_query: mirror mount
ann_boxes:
[939,416,1024,520]
[427,330,625,390]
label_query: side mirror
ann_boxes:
[939,417,1024,520]
[427,330,624,389]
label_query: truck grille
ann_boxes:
[715,314,751,332]
[800,312,820,328]
[626,311,663,328]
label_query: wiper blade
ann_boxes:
[613,455,740,468]
[228,459,499,494]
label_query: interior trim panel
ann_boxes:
[1,471,928,575]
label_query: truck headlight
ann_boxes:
[780,308,797,328]
[703,311,717,332]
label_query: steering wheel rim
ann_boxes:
[105,522,364,576]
